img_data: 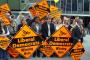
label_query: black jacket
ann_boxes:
[72,26,82,40]
[41,22,55,39]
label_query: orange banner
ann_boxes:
[70,41,85,60]
[50,26,72,57]
[0,36,10,50]
[29,0,49,19]
[0,14,11,25]
[29,7,37,17]
[50,5,61,19]
[0,3,10,14]
[10,25,39,58]
[40,41,54,57]
[52,26,71,38]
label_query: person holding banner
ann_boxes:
[0,21,9,60]
[54,18,63,30]
[71,19,84,44]
[7,20,17,38]
[31,16,42,34]
[17,19,27,31]
[26,16,33,27]
[31,16,42,57]
[0,21,10,36]
[41,16,55,40]
[63,16,70,28]
[17,13,25,25]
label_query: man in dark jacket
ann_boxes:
[17,19,26,31]
[41,16,56,40]
[72,23,83,44]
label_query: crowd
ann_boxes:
[0,12,87,59]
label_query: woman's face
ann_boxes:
[73,20,77,25]
[58,19,62,24]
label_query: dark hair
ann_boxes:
[33,16,39,22]
[41,16,48,20]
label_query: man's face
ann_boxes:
[35,18,40,23]
[21,20,26,25]
[47,18,51,23]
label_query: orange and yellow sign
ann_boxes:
[50,26,72,57]
[38,0,49,8]
[50,5,61,19]
[0,3,10,14]
[15,46,38,58]
[0,3,11,25]
[0,14,11,25]
[40,41,54,57]
[10,25,39,58]
[0,36,10,50]
[14,25,37,38]
[70,41,85,60]
[34,5,49,19]
[29,0,49,19]
[0,3,10,11]
[51,45,72,57]
[52,26,71,38]
[6,46,19,58]
[29,6,37,17]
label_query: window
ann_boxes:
[84,0,89,12]
[72,0,77,11]
[66,0,71,11]
[78,0,83,13]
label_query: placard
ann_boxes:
[0,3,10,14]
[34,5,49,19]
[38,0,49,8]
[0,3,11,25]
[0,36,10,50]
[0,3,10,11]
[29,7,37,17]
[50,5,61,19]
[10,25,39,58]
[29,0,50,19]
[50,26,72,57]
[0,14,11,25]
[70,41,85,60]
[40,41,54,57]
[50,40,72,57]
[52,26,71,38]
[14,25,38,38]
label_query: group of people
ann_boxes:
[0,12,86,59]
[15,13,85,43]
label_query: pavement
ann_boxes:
[81,35,90,60]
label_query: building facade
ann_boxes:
[0,0,90,16]
[47,0,90,16]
